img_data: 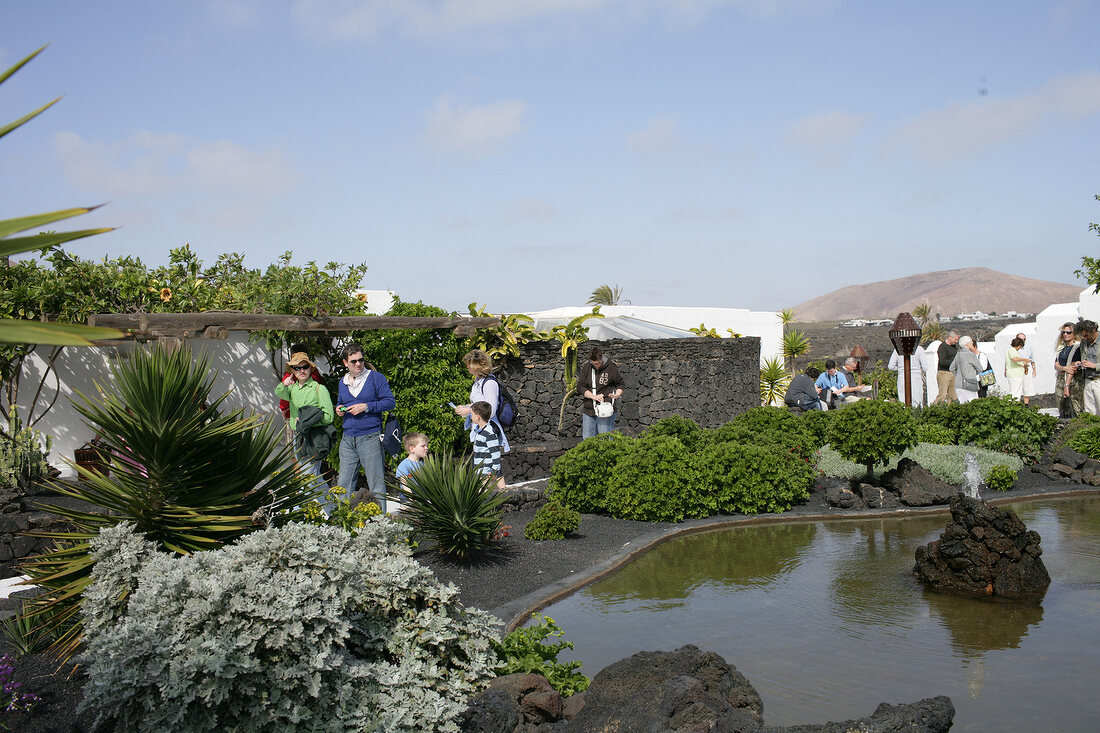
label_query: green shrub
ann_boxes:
[605,435,707,522]
[547,432,633,513]
[985,464,1018,492]
[863,359,898,401]
[816,442,1023,485]
[642,415,704,450]
[79,521,500,733]
[798,409,834,452]
[827,399,918,479]
[524,502,581,540]
[954,397,1056,462]
[916,423,955,445]
[1055,414,1100,457]
[298,486,381,536]
[915,402,965,443]
[1069,424,1100,460]
[493,614,589,697]
[390,450,506,559]
[709,407,816,462]
[701,442,814,515]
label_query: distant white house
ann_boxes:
[524,305,783,366]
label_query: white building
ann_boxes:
[524,305,783,366]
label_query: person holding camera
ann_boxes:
[1077,320,1100,416]
[577,346,624,438]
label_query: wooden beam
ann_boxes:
[88,312,501,335]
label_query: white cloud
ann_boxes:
[891,71,1100,165]
[187,140,296,196]
[627,115,680,152]
[290,0,836,41]
[54,130,297,203]
[787,110,867,147]
[425,93,527,152]
[504,198,558,222]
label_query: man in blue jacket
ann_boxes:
[335,342,396,510]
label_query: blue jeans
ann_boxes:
[337,433,386,512]
[582,412,617,439]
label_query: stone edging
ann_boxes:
[490,486,1100,632]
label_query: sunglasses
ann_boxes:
[1063,331,1074,335]
[348,358,365,365]
[292,365,311,371]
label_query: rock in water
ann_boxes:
[913,495,1050,599]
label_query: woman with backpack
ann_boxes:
[454,349,511,486]
[577,346,624,438]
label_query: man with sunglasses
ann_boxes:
[1077,320,1100,416]
[335,342,396,510]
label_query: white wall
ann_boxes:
[16,333,299,478]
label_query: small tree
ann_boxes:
[826,400,917,481]
[587,284,623,306]
[1074,193,1100,292]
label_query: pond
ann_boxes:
[538,497,1100,732]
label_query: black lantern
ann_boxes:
[889,313,922,407]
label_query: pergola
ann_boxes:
[87,311,501,341]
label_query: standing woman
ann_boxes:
[454,349,510,487]
[275,352,335,514]
[576,346,625,438]
[1055,322,1083,417]
[950,336,983,404]
[1005,337,1029,401]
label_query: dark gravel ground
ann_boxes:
[5,470,1095,733]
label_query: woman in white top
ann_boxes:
[453,349,510,484]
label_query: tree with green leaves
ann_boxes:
[1074,193,1100,292]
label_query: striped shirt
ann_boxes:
[471,422,502,476]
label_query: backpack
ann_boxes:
[483,374,517,428]
[379,412,403,457]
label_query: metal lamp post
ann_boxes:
[889,313,922,408]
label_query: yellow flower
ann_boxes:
[159,287,172,302]
[356,293,368,303]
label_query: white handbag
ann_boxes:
[592,367,615,418]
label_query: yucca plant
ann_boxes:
[390,449,507,559]
[759,355,792,406]
[781,328,811,376]
[19,345,316,660]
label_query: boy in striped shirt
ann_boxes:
[470,401,503,486]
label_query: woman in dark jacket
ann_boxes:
[576,346,624,438]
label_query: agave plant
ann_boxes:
[760,356,792,406]
[20,345,316,659]
[390,449,507,560]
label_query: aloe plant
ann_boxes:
[20,346,316,660]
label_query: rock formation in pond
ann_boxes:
[913,494,1050,599]
[459,644,956,732]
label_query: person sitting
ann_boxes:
[785,366,824,411]
[815,359,860,409]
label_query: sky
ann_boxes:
[2,1,1099,315]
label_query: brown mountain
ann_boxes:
[793,267,1083,323]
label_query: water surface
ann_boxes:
[540,497,1100,731]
